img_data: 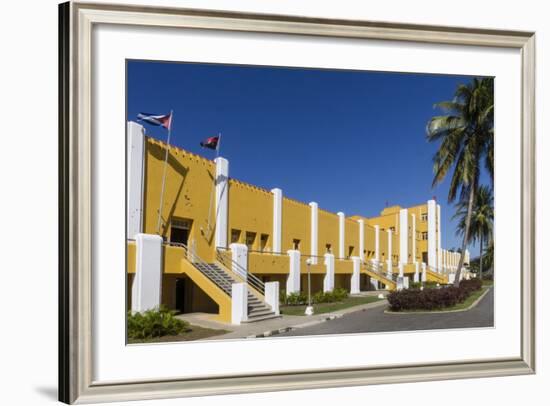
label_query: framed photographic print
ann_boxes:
[59,1,536,404]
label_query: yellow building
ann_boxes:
[126,121,469,324]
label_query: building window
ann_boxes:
[170,218,191,245]
[245,231,256,249]
[292,239,301,250]
[421,212,428,222]
[260,234,269,252]
[325,243,332,253]
[348,246,354,257]
[230,229,241,244]
[422,231,428,240]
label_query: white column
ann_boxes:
[127,121,145,240]
[374,225,380,262]
[386,229,393,277]
[323,253,335,292]
[398,263,404,277]
[309,202,318,264]
[358,219,365,262]
[215,157,229,248]
[411,214,417,264]
[421,262,427,282]
[264,282,280,315]
[351,256,361,294]
[230,243,248,279]
[337,212,345,259]
[231,282,248,325]
[413,261,420,282]
[399,209,408,264]
[427,199,437,270]
[286,250,301,294]
[437,204,442,273]
[271,188,283,253]
[132,233,163,312]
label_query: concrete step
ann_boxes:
[243,312,280,323]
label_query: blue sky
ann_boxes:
[127,60,491,253]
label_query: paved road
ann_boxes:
[278,288,494,337]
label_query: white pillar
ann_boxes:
[398,263,404,277]
[351,256,361,294]
[264,282,280,315]
[413,261,420,282]
[271,188,283,253]
[421,262,427,282]
[323,253,335,292]
[214,157,229,248]
[229,243,248,279]
[386,229,393,277]
[437,204,442,273]
[231,282,248,325]
[337,212,345,259]
[374,225,380,262]
[309,202,318,264]
[358,219,365,263]
[286,249,301,294]
[399,209,408,264]
[411,214,417,264]
[127,121,145,240]
[132,233,163,312]
[427,199,437,270]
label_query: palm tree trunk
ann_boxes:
[479,236,483,281]
[454,185,475,287]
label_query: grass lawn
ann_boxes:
[280,295,383,316]
[482,280,494,287]
[128,324,229,343]
[395,287,490,313]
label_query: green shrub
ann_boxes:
[279,290,308,306]
[312,288,349,304]
[127,306,189,339]
[410,281,441,290]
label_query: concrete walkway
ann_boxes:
[176,296,388,340]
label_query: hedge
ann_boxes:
[280,288,349,306]
[387,279,482,311]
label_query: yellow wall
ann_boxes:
[249,252,289,274]
[227,179,273,250]
[344,218,359,258]
[281,198,310,254]
[143,138,216,261]
[318,209,339,256]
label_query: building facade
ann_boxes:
[126,121,469,324]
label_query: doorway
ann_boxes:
[175,278,187,313]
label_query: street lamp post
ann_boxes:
[305,258,314,316]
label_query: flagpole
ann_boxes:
[156,110,173,236]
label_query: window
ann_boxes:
[170,218,191,245]
[422,231,428,240]
[389,226,395,233]
[245,231,256,249]
[325,243,332,253]
[260,234,269,252]
[421,212,428,222]
[348,246,354,257]
[292,239,301,250]
[422,251,428,263]
[230,229,241,244]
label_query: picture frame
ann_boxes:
[59,1,536,404]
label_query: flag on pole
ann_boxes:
[199,136,220,150]
[137,112,172,130]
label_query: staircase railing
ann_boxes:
[216,247,265,296]
[364,260,397,284]
[165,241,233,296]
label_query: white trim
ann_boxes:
[214,157,229,248]
[271,188,283,253]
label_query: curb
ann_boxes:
[384,287,492,315]
[247,314,344,339]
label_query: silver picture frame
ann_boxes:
[59,1,536,403]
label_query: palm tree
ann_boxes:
[427,77,494,286]
[454,185,494,280]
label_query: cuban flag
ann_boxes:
[200,135,220,150]
[137,112,172,130]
